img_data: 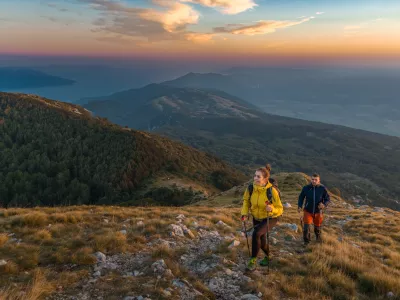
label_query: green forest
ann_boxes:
[0,93,245,207]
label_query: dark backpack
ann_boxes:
[248,178,281,203]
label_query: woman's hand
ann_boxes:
[266,205,273,212]
[241,215,248,221]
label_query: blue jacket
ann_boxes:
[298,184,330,214]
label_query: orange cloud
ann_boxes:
[81,0,201,43]
[185,32,214,43]
[181,0,256,14]
[140,1,199,32]
[214,17,313,35]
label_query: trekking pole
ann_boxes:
[242,222,263,233]
[266,200,271,274]
[242,218,251,257]
[266,212,270,274]
[300,215,303,229]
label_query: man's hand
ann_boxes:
[298,207,302,213]
[241,215,248,222]
[318,203,325,209]
[266,205,273,212]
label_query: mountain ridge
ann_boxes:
[83,85,400,210]
[163,70,400,137]
[84,83,260,130]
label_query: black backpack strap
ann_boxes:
[267,187,273,202]
[248,184,253,199]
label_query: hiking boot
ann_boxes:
[303,224,311,244]
[315,226,322,243]
[246,257,257,271]
[259,256,271,267]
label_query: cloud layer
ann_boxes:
[78,0,314,46]
[181,0,256,14]
[214,17,313,35]
[78,0,204,44]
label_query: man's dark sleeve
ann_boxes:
[298,186,306,208]
[323,188,331,207]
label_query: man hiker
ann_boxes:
[298,173,330,245]
[241,164,283,271]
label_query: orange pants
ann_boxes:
[303,210,323,226]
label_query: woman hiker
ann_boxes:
[241,164,284,271]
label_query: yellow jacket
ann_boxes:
[241,182,283,220]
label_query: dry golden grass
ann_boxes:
[0,234,8,247]
[191,280,216,300]
[164,258,190,278]
[359,268,400,295]
[0,200,399,300]
[382,248,400,269]
[49,212,83,224]
[32,230,52,243]
[56,270,90,288]
[0,269,53,300]
[0,260,18,274]
[0,209,20,218]
[127,232,147,244]
[0,243,40,270]
[71,247,97,265]
[211,213,236,226]
[151,243,175,259]
[91,231,127,253]
[11,212,48,227]
[50,246,71,264]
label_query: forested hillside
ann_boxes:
[0,92,245,207]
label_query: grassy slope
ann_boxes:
[1,174,399,299]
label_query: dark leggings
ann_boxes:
[252,217,278,258]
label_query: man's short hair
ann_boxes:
[312,173,320,178]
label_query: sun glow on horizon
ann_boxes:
[1,0,399,63]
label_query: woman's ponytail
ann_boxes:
[257,163,271,179]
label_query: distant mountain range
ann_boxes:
[165,68,400,105]
[0,68,75,89]
[163,69,400,137]
[84,84,259,129]
[0,92,244,207]
[84,84,400,210]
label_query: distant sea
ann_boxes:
[0,64,187,104]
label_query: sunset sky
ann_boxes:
[1,0,400,63]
